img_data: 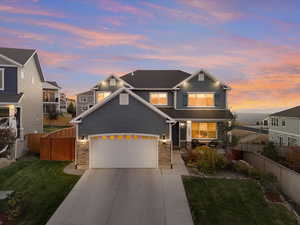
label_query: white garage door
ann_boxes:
[89,134,158,168]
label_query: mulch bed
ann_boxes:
[265,192,282,203]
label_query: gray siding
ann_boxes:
[0,66,18,94]
[78,92,169,138]
[76,90,95,116]
[18,57,43,134]
[176,74,226,109]
[134,90,174,107]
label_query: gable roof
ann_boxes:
[0,47,45,82]
[94,74,133,89]
[0,47,36,65]
[270,105,300,119]
[46,81,61,89]
[120,70,191,88]
[71,87,175,123]
[173,69,230,89]
[43,81,61,90]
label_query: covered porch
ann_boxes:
[0,105,21,139]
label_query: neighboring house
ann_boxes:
[72,70,233,169]
[0,47,44,158]
[43,81,61,114]
[269,106,300,146]
[60,92,67,113]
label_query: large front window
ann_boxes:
[150,92,167,105]
[192,122,217,139]
[97,91,111,103]
[188,93,214,107]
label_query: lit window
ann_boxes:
[150,92,167,105]
[188,93,214,107]
[110,78,116,86]
[97,91,111,102]
[198,73,205,81]
[192,122,217,139]
[0,68,4,90]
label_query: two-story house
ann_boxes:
[0,47,44,158]
[269,106,300,146]
[72,70,233,169]
[43,81,61,114]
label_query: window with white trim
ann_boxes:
[97,91,111,103]
[188,93,214,107]
[198,73,205,81]
[0,68,4,90]
[81,105,88,111]
[150,92,168,105]
[110,78,116,86]
[119,93,129,105]
[192,122,217,139]
[79,96,88,103]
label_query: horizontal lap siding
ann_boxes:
[78,94,169,138]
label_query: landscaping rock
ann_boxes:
[0,158,14,169]
[0,191,13,200]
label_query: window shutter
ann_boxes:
[183,93,188,106]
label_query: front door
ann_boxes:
[172,122,179,148]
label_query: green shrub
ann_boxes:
[260,173,278,194]
[7,192,25,221]
[262,142,279,161]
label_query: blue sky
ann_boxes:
[0,0,300,112]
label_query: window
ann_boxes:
[119,93,129,105]
[21,70,24,79]
[110,78,116,86]
[150,92,168,105]
[192,122,217,139]
[198,73,205,81]
[79,96,88,103]
[188,93,214,107]
[0,68,4,90]
[81,106,88,111]
[97,91,111,103]
[282,120,286,126]
[288,137,297,146]
[275,118,279,126]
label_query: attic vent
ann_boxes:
[198,73,205,81]
[131,72,134,76]
[119,93,129,105]
[110,78,116,86]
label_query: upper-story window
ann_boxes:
[150,92,168,105]
[97,91,111,103]
[110,78,116,87]
[188,93,214,107]
[79,96,88,103]
[282,120,286,126]
[0,68,4,90]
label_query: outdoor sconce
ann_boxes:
[180,122,185,127]
[80,136,88,143]
[161,134,167,144]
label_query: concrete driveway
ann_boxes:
[46,168,194,225]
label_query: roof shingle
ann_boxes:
[120,70,191,88]
[0,47,36,65]
[270,106,300,118]
[0,93,24,103]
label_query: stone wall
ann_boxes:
[76,140,172,169]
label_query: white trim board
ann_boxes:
[0,68,4,90]
[71,87,175,123]
[0,54,23,67]
[269,129,300,137]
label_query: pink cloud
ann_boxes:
[38,50,81,67]
[0,4,63,17]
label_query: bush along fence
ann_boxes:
[243,151,300,206]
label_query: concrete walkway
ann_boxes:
[47,152,193,225]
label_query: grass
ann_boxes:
[43,125,71,133]
[43,113,73,127]
[183,177,298,225]
[0,157,80,225]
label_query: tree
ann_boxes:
[67,102,76,117]
[46,104,59,120]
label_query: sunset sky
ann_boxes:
[0,0,299,113]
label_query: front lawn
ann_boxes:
[0,157,80,225]
[183,177,297,225]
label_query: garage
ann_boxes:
[89,134,159,168]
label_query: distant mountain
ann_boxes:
[236,113,269,125]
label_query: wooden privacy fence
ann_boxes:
[27,127,76,161]
[27,133,45,153]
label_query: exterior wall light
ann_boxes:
[180,122,185,127]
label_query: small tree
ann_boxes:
[0,128,17,158]
[67,102,76,117]
[47,105,59,120]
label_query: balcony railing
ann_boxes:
[43,97,59,103]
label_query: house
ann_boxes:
[0,47,44,158]
[43,81,61,114]
[72,70,233,169]
[269,106,300,146]
[60,92,67,113]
